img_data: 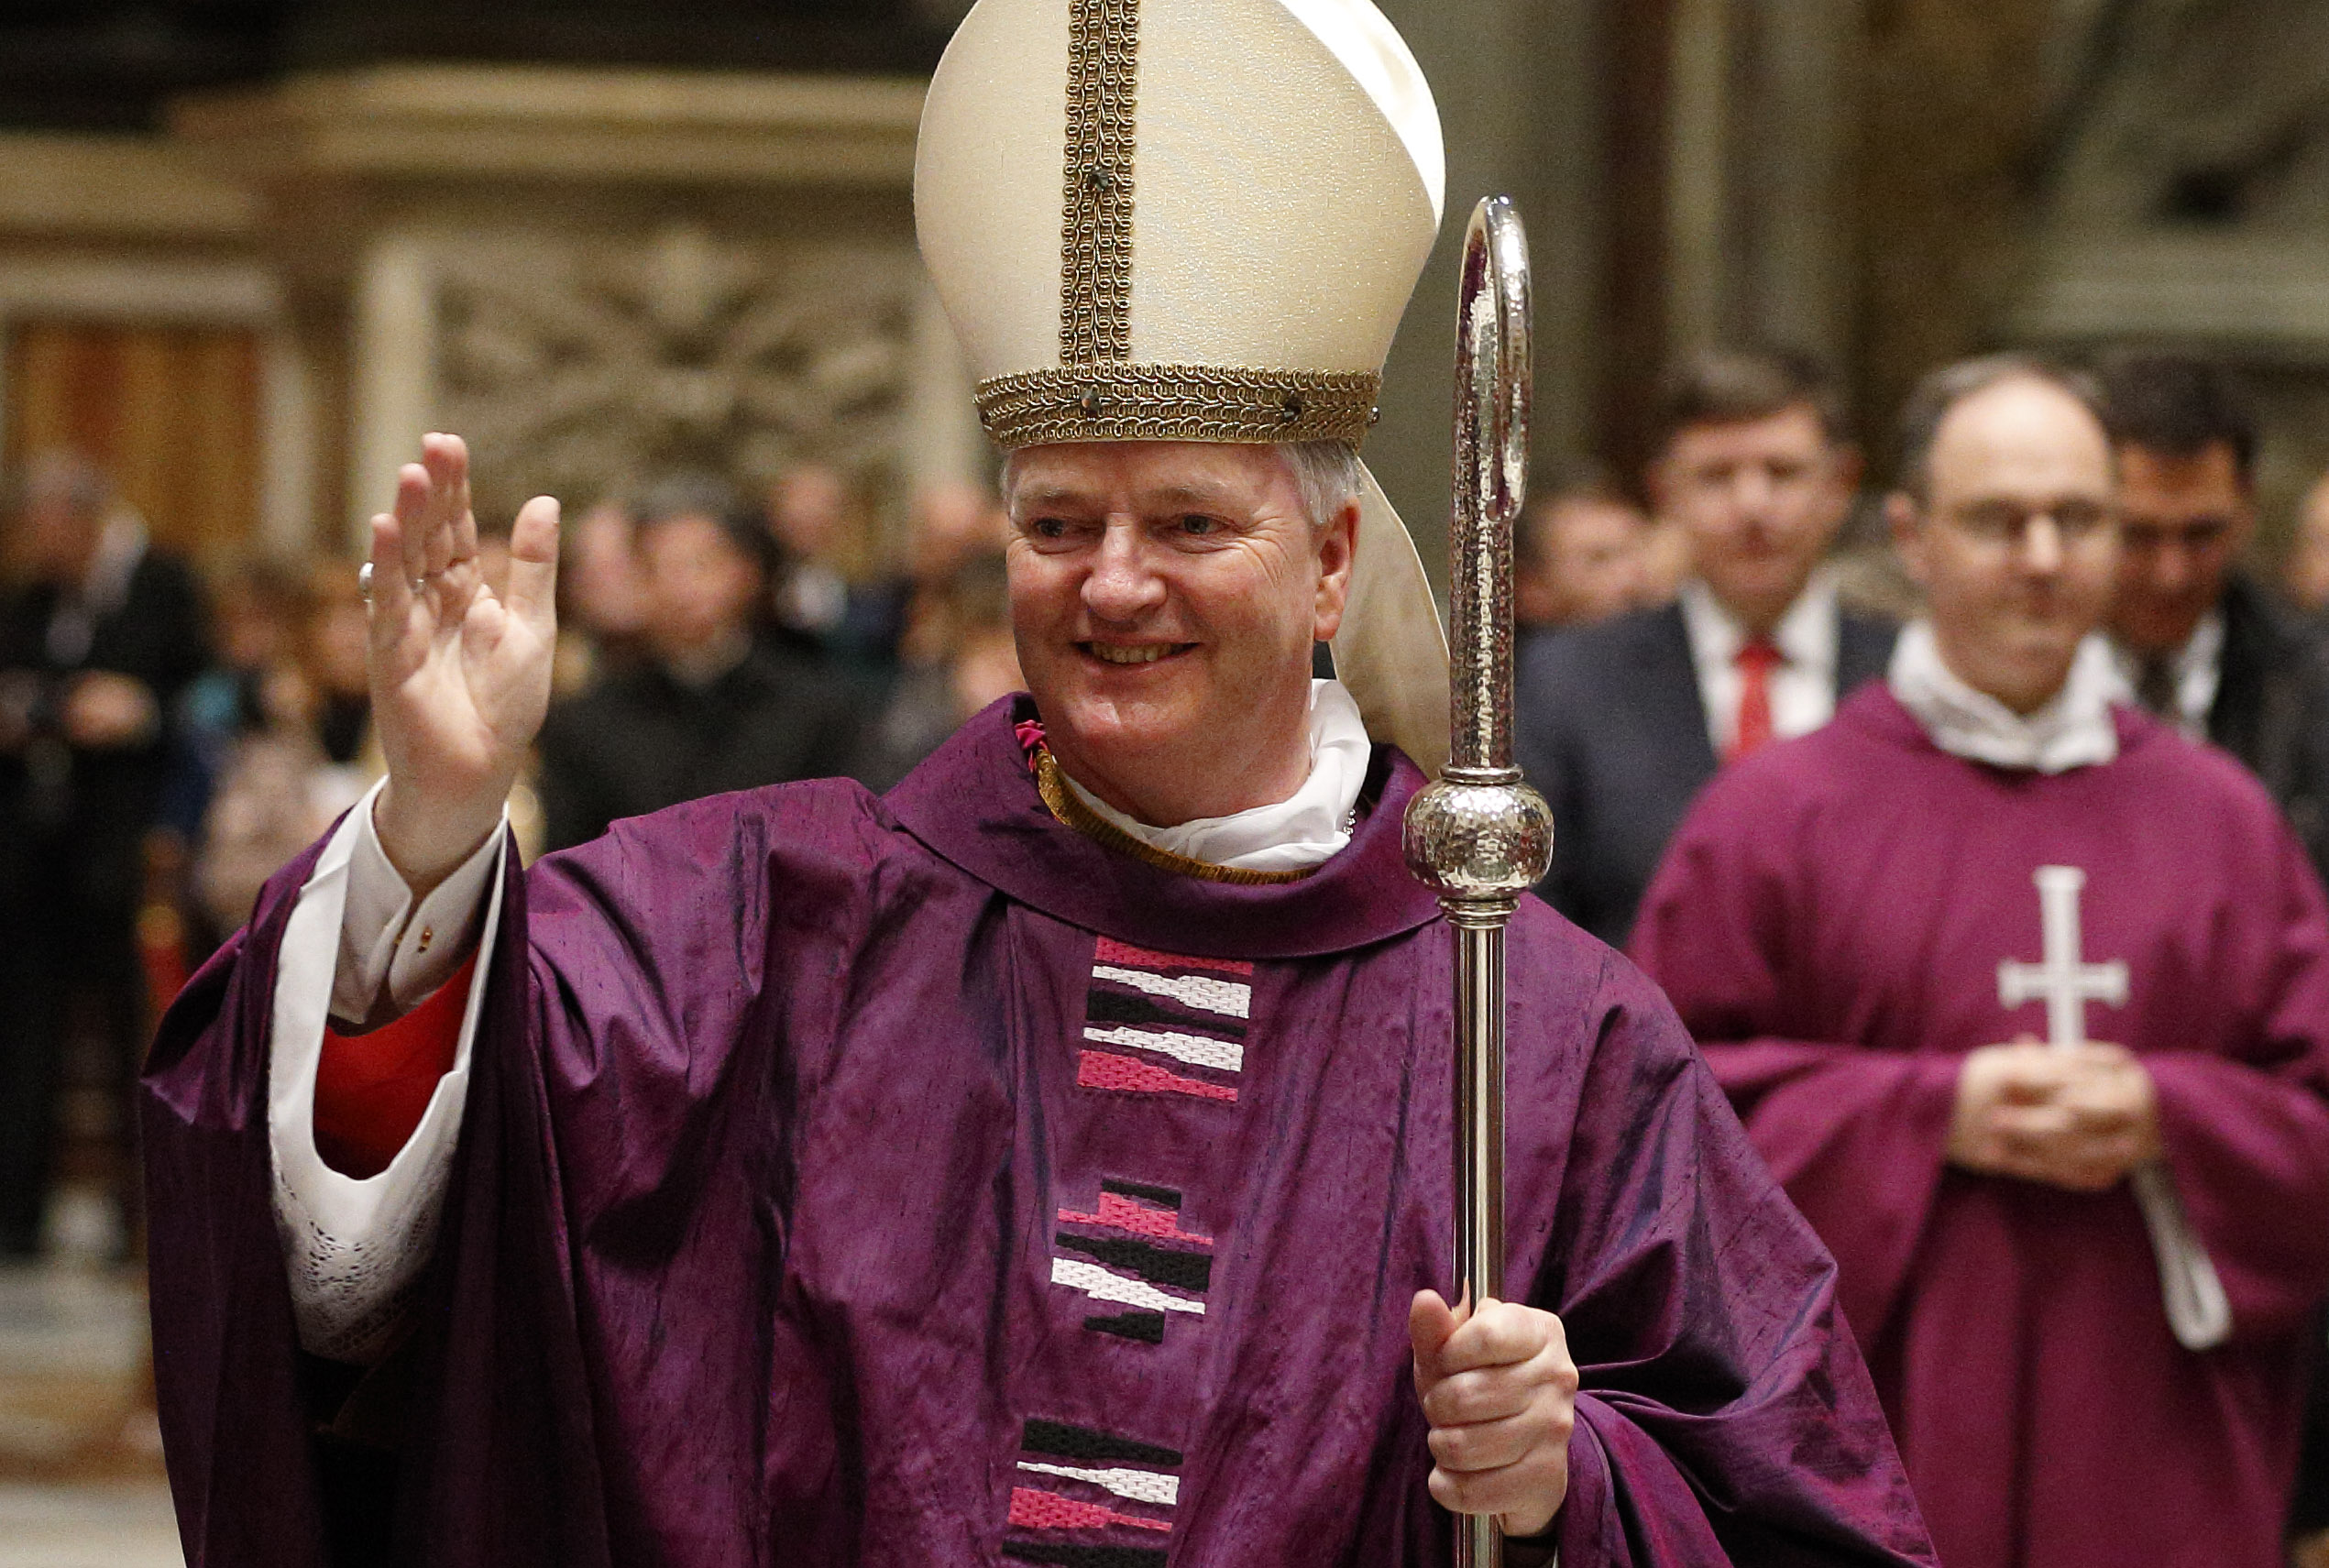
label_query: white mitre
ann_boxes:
[915,0,1453,777]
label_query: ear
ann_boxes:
[1829,444,1866,496]
[1886,492,1929,587]
[1312,496,1359,642]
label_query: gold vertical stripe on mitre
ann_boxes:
[1060,0,1139,367]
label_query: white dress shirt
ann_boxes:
[2110,610,2223,741]
[1676,571,1841,756]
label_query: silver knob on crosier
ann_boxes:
[1401,195,1555,1568]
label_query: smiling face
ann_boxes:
[1003,442,1355,827]
[2110,441,2253,653]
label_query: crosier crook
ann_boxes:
[1401,196,1555,1568]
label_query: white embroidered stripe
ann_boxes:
[1091,966,1251,1020]
[1049,1257,1205,1315]
[1082,1025,1244,1074]
[1016,1462,1181,1508]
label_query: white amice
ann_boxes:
[1060,678,1371,872]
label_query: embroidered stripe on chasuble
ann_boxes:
[1017,929,1255,1563]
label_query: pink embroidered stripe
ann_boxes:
[1093,938,1255,977]
[1077,1050,1237,1102]
[1009,1486,1172,1533]
[1058,1191,1213,1246]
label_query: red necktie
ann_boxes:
[1729,638,1782,763]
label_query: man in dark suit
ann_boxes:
[2095,356,2329,1556]
[2097,353,2329,880]
[0,455,207,1256]
[1517,348,1896,947]
[538,479,861,852]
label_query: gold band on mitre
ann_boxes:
[976,365,1380,450]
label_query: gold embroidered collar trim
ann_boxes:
[1032,747,1316,886]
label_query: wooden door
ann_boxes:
[3,319,262,566]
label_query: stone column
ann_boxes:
[1371,0,1609,586]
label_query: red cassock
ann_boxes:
[1634,686,2329,1568]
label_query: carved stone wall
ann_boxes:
[2016,0,2329,544]
[169,64,980,560]
[432,225,918,524]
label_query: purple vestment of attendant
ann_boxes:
[143,699,1932,1566]
[1634,686,2329,1568]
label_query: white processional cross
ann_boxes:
[1996,866,2126,1049]
[1994,865,2229,1352]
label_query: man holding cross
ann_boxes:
[1634,356,2329,1568]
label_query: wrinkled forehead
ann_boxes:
[1002,440,1298,515]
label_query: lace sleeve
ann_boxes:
[269,791,511,1363]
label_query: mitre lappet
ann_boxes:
[915,0,1453,775]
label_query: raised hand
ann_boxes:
[368,434,560,891]
[1409,1288,1578,1540]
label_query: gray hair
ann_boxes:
[1895,354,2107,504]
[1280,440,1365,532]
[999,440,1362,531]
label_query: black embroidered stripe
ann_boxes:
[1084,988,1245,1038]
[1084,1311,1166,1343]
[1101,1178,1181,1208]
[1021,1419,1182,1468]
[1055,1233,1212,1294]
[1005,1544,1169,1568]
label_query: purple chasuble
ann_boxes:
[143,698,1931,1567]
[1634,686,2329,1568]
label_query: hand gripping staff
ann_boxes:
[1401,197,1557,1568]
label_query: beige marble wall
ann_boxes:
[171,65,983,553]
[0,66,984,567]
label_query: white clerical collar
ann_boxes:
[1060,679,1371,872]
[1888,620,2124,774]
[1677,569,1840,678]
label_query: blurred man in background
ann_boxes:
[536,476,858,851]
[0,454,206,1257]
[2288,473,2329,618]
[1512,482,1650,635]
[193,562,377,940]
[853,552,1021,793]
[2098,353,2329,876]
[1516,347,1894,946]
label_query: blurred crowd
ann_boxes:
[6,345,2329,1279]
[0,454,1017,1261]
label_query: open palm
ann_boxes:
[368,433,560,886]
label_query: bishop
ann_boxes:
[137,3,1931,1565]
